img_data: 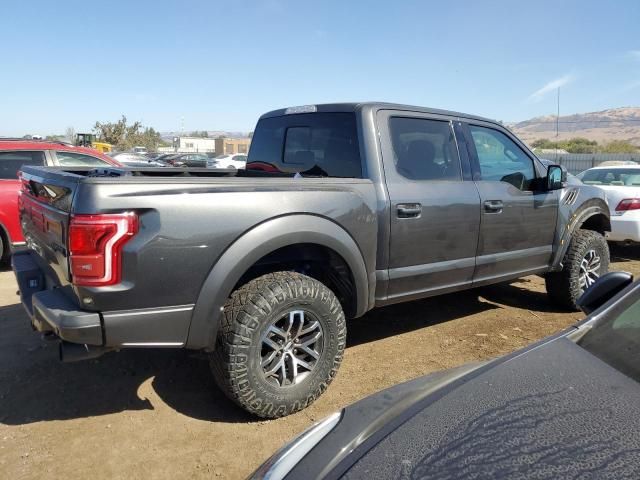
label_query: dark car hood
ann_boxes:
[291,338,640,479]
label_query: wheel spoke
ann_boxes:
[261,350,278,368]
[267,325,288,340]
[293,356,313,372]
[288,353,298,379]
[298,345,320,360]
[264,355,285,377]
[297,330,322,347]
[285,311,296,334]
[262,336,281,351]
[299,320,320,336]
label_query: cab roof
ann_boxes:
[259,102,498,125]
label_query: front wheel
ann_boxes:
[545,229,610,311]
[210,272,346,418]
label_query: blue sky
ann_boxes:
[0,0,638,135]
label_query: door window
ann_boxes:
[0,151,45,179]
[389,117,461,181]
[55,151,110,166]
[469,125,535,190]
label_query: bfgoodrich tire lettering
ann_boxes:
[210,272,346,418]
[545,229,610,311]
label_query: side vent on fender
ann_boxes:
[563,188,579,206]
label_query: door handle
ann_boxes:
[397,203,422,218]
[483,200,503,213]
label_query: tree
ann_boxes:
[598,140,638,153]
[561,137,598,154]
[531,138,556,150]
[93,116,163,151]
[530,137,599,153]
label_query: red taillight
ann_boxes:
[69,213,138,286]
[615,198,640,212]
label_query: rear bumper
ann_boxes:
[607,215,640,242]
[12,250,103,345]
[12,250,193,350]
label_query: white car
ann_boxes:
[578,165,640,242]
[207,154,247,170]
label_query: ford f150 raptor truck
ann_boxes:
[12,102,611,418]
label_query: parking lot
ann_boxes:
[0,244,636,479]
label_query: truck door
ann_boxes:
[462,122,558,285]
[377,110,481,302]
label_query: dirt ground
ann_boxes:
[2,244,640,479]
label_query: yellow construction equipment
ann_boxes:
[75,133,112,153]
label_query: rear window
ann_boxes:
[247,113,362,177]
[0,151,45,179]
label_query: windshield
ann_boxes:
[580,168,640,186]
[578,288,640,382]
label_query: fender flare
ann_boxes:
[550,198,611,270]
[186,214,370,350]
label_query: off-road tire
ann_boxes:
[210,272,346,418]
[545,229,609,311]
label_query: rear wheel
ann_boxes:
[210,272,346,418]
[545,229,609,310]
[0,231,7,265]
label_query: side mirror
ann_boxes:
[577,271,634,315]
[546,164,567,190]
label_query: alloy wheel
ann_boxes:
[579,249,601,291]
[260,310,324,387]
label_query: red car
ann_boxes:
[0,139,120,261]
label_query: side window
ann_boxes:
[56,151,110,166]
[389,117,461,181]
[469,125,535,190]
[0,151,45,179]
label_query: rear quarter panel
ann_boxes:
[71,177,378,312]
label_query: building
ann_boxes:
[160,136,252,155]
[174,136,217,153]
[214,137,251,155]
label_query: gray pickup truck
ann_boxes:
[13,102,610,418]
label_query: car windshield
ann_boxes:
[580,168,640,186]
[578,288,640,382]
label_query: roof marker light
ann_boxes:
[284,105,317,114]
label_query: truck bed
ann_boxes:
[17,165,378,349]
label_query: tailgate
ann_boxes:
[18,166,82,285]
